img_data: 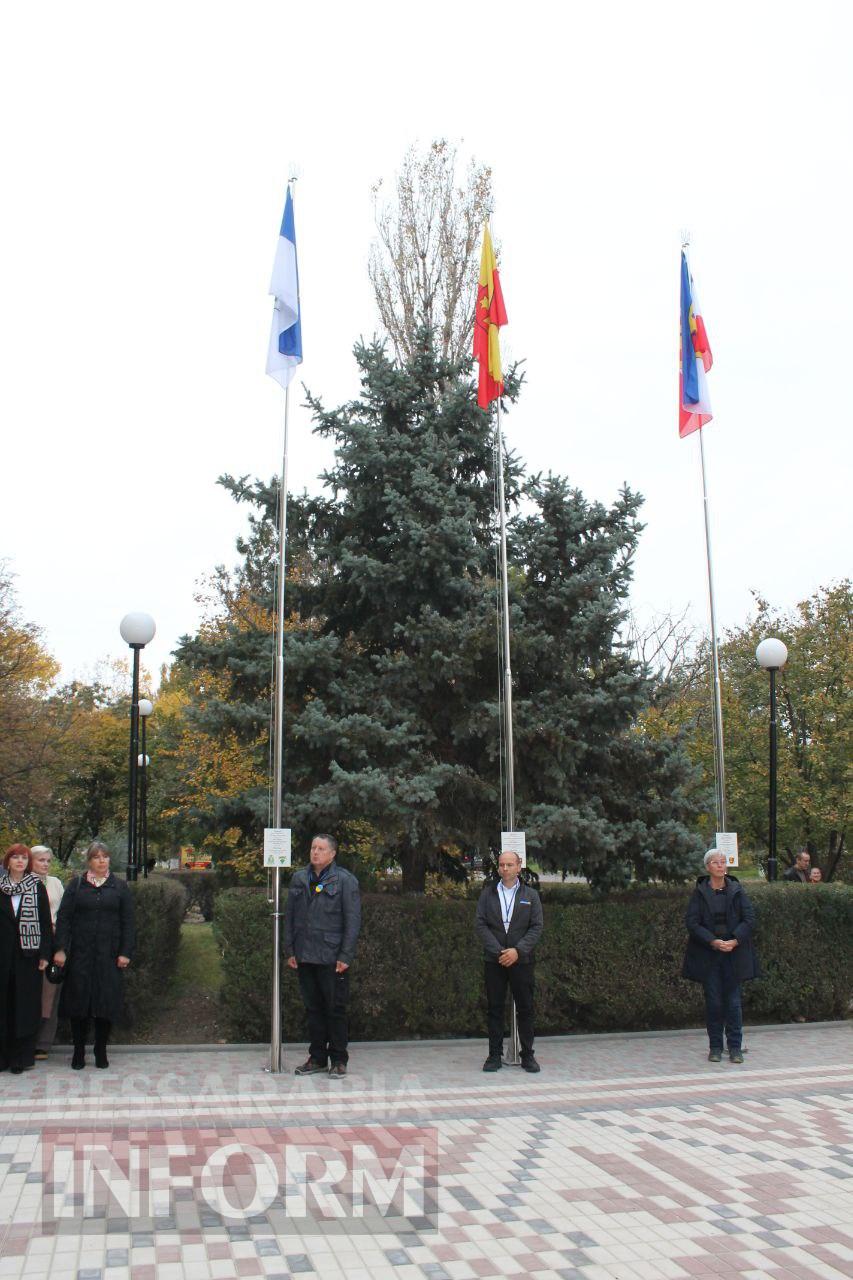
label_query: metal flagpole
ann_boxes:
[269,383,291,1074]
[698,427,727,833]
[495,396,521,1066]
[495,398,516,833]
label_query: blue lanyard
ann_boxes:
[498,882,519,929]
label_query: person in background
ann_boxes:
[809,867,823,883]
[53,841,134,1070]
[475,850,544,1074]
[783,850,811,882]
[682,848,760,1064]
[0,846,52,1072]
[30,846,64,1060]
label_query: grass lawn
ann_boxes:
[173,921,222,993]
[116,921,226,1044]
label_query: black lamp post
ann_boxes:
[756,637,788,883]
[138,698,153,877]
[119,613,156,882]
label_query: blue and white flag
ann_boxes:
[266,187,303,389]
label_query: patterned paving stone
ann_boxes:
[0,1024,849,1278]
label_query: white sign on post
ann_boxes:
[500,831,527,868]
[715,831,739,868]
[263,828,292,868]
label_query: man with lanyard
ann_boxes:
[474,849,544,1073]
[285,834,361,1078]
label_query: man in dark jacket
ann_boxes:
[285,834,361,1078]
[783,850,811,882]
[475,851,544,1073]
[682,849,760,1064]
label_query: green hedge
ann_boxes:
[213,883,853,1042]
[152,870,225,921]
[122,877,187,1029]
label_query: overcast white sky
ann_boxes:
[2,1,850,683]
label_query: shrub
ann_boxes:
[213,882,853,1042]
[154,870,225,921]
[122,877,187,1030]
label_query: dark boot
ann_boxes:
[71,1018,87,1070]
[93,1018,110,1069]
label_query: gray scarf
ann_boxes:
[0,871,42,951]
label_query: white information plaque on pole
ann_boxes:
[263,828,292,868]
[715,832,739,868]
[500,831,527,867]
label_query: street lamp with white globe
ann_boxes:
[756,637,788,882]
[119,613,156,882]
[138,699,154,877]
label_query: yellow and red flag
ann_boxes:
[473,223,508,409]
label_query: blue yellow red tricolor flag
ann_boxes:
[679,249,713,438]
[474,224,508,409]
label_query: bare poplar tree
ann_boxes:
[369,140,493,364]
[625,607,706,709]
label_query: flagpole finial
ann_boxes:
[288,164,301,185]
[680,227,691,250]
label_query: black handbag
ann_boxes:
[45,961,66,985]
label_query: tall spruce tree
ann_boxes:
[174,334,703,890]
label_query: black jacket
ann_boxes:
[475,882,544,965]
[682,874,760,985]
[783,866,809,882]
[284,861,361,966]
[55,873,135,1022]
[0,883,52,1043]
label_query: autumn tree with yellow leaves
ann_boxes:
[644,580,850,879]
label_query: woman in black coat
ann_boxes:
[0,845,53,1072]
[682,848,760,1065]
[53,841,134,1070]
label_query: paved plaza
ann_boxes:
[0,1023,851,1280]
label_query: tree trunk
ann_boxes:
[825,830,845,883]
[400,839,429,894]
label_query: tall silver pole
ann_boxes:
[698,427,727,833]
[495,397,516,832]
[269,383,291,1074]
[495,397,521,1065]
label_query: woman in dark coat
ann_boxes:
[53,841,134,1070]
[682,848,760,1064]
[0,845,53,1072]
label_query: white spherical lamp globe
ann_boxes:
[120,612,156,647]
[137,753,150,768]
[138,699,154,717]
[756,637,788,670]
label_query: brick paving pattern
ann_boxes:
[0,1023,850,1279]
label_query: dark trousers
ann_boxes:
[1,975,36,1071]
[297,963,350,1065]
[484,961,535,1059]
[36,975,60,1051]
[703,953,743,1052]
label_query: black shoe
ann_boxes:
[94,1048,109,1069]
[294,1058,327,1076]
[328,1063,347,1079]
[482,1056,502,1072]
[71,1047,86,1070]
[728,1049,744,1064]
[708,1049,722,1062]
[521,1056,541,1073]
